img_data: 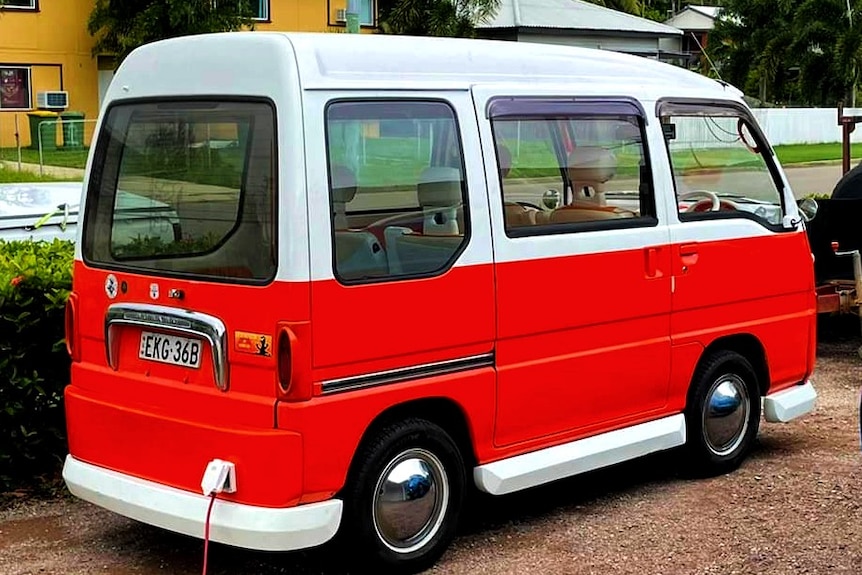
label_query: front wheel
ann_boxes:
[340,418,466,574]
[685,350,761,476]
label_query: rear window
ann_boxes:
[83,100,277,282]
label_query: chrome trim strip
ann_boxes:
[321,352,494,395]
[104,303,229,391]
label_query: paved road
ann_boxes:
[0,159,851,201]
[784,162,846,198]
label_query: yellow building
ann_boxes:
[0,0,377,150]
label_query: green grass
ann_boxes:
[773,143,862,165]
[0,167,71,183]
[0,146,89,170]
[1,140,861,178]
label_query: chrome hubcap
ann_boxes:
[372,448,449,554]
[702,374,750,457]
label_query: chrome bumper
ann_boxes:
[62,455,342,551]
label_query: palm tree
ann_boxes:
[378,0,501,37]
[88,0,256,65]
[790,0,862,106]
[582,0,644,14]
[710,0,797,105]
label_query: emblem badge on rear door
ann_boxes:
[149,283,159,300]
[105,274,118,299]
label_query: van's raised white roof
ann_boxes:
[113,31,740,102]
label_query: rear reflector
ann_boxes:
[275,321,312,402]
[277,328,293,395]
[65,293,80,362]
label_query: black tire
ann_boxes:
[832,161,862,199]
[684,350,761,476]
[339,418,466,574]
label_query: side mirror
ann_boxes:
[798,197,819,222]
[661,122,677,141]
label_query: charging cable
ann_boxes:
[200,459,237,575]
[202,492,217,575]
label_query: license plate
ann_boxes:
[139,331,202,369]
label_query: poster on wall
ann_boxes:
[0,68,31,110]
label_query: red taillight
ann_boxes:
[275,321,312,402]
[277,327,293,395]
[65,293,80,362]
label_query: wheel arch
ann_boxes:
[692,333,770,399]
[340,397,478,490]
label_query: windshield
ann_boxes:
[82,100,277,282]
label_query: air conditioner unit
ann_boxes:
[36,91,69,110]
[336,8,347,22]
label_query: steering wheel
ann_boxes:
[516,201,542,211]
[680,190,720,212]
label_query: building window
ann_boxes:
[1,0,38,9]
[0,67,32,110]
[252,0,269,21]
[339,0,374,25]
[358,0,373,25]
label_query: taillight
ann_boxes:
[275,321,312,402]
[65,293,80,362]
[277,327,293,394]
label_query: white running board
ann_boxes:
[474,414,687,496]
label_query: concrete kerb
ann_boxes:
[0,160,85,180]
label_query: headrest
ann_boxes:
[566,147,617,183]
[330,164,358,204]
[417,167,463,208]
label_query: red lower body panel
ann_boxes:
[65,385,303,508]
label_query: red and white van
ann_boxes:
[62,32,819,573]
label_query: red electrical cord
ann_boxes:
[202,493,217,575]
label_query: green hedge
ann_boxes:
[0,239,74,491]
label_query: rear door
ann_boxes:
[77,97,306,414]
[303,91,496,387]
[473,88,673,447]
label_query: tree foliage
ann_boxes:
[378,0,501,37]
[582,0,724,22]
[88,0,257,65]
[0,239,74,492]
[713,0,862,107]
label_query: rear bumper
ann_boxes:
[63,455,342,551]
[763,380,817,423]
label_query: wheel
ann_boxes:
[832,161,862,199]
[340,418,466,574]
[684,350,760,476]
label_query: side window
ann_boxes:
[661,105,784,227]
[490,103,655,236]
[325,100,469,282]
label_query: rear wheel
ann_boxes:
[340,418,465,574]
[685,350,761,476]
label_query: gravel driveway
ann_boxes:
[2,326,861,575]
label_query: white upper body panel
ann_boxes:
[79,31,778,281]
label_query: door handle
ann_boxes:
[644,247,663,278]
[679,243,699,272]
